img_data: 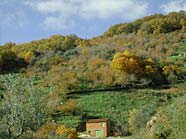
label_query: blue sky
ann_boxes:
[0,0,186,45]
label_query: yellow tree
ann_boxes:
[24,50,34,63]
[37,122,78,139]
[111,51,163,85]
[56,125,78,139]
[111,51,144,78]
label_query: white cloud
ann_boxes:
[43,16,75,30]
[80,0,148,19]
[24,0,82,16]
[162,0,186,13]
[0,1,29,28]
[25,0,148,30]
[0,11,28,28]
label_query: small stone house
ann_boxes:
[86,118,110,138]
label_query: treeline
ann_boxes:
[0,34,90,73]
[104,11,186,37]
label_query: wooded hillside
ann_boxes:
[0,11,186,139]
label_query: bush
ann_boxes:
[141,93,186,139]
[37,122,78,139]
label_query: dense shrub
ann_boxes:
[140,92,186,139]
[37,122,78,139]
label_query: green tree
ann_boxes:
[0,75,47,139]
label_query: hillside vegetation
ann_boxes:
[0,11,186,139]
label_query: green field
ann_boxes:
[56,88,180,135]
[77,90,159,118]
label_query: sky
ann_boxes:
[0,0,186,45]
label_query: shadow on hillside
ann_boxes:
[67,84,171,99]
[0,58,27,75]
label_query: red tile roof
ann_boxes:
[86,118,109,123]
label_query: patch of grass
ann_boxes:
[55,115,81,128]
[77,89,162,119]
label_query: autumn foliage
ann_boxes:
[56,125,78,139]
[24,50,34,63]
[37,122,78,139]
[111,51,158,78]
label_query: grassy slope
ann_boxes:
[78,90,158,118]
[56,87,182,131]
